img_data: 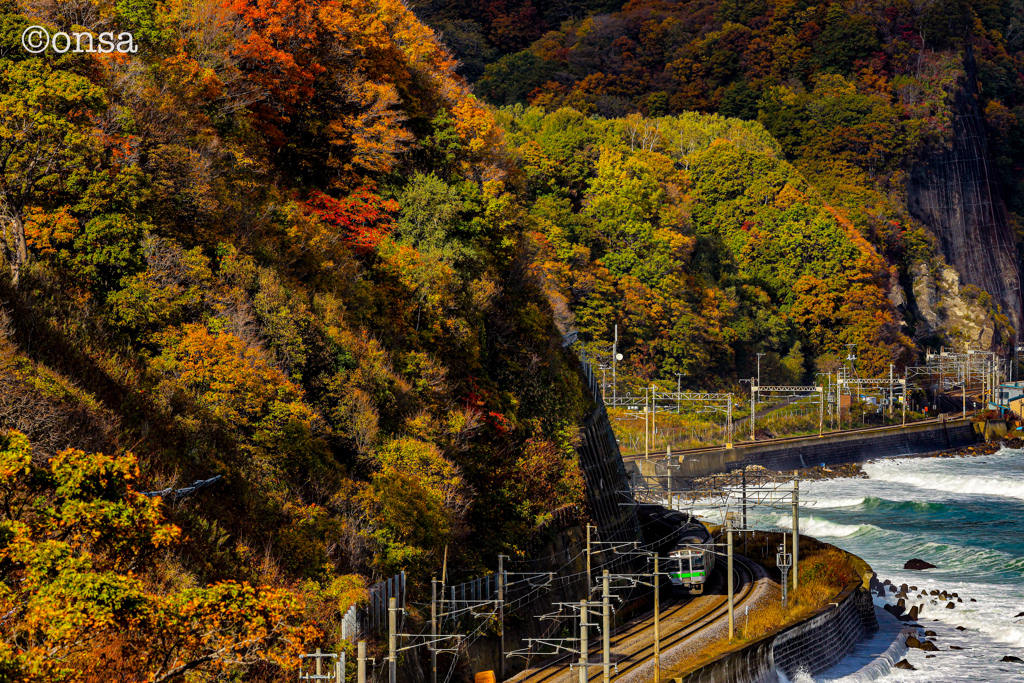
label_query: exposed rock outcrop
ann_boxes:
[905,48,1022,333]
[910,262,999,348]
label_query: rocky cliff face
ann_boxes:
[909,261,998,349]
[905,48,1022,335]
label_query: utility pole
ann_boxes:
[498,555,505,681]
[431,579,438,683]
[388,597,398,683]
[676,373,683,413]
[358,641,367,683]
[726,395,733,449]
[586,524,593,598]
[612,325,618,405]
[651,386,657,450]
[750,378,757,441]
[757,352,765,387]
[602,571,611,683]
[727,517,735,641]
[964,348,968,418]
[792,473,799,593]
[653,557,661,682]
[889,364,894,417]
[741,468,747,531]
[644,387,650,459]
[902,379,907,426]
[579,599,589,683]
[818,384,824,436]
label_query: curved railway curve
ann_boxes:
[509,556,761,683]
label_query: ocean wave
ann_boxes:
[804,496,867,509]
[860,497,951,514]
[861,466,1024,502]
[769,514,877,539]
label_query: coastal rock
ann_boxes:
[884,603,905,618]
[925,630,937,636]
[894,659,916,670]
[1014,611,1024,618]
[946,602,956,609]
[900,583,909,593]
[907,636,938,651]
[950,646,964,650]
[957,626,966,631]
[970,598,976,602]
[905,559,937,570]
[1001,655,1024,663]
[930,590,941,595]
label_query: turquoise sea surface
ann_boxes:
[698,448,1024,681]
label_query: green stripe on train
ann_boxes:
[670,572,705,579]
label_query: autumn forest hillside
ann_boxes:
[0,0,590,678]
[414,0,1024,382]
[0,0,1022,680]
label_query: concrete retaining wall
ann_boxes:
[672,583,878,683]
[632,419,978,481]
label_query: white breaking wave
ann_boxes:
[862,464,1024,502]
[769,514,875,539]
[804,496,867,509]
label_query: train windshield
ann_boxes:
[676,549,703,572]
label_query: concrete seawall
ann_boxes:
[672,582,878,683]
[630,418,979,481]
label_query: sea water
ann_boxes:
[722,448,1024,681]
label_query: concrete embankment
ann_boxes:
[630,418,978,480]
[670,570,878,683]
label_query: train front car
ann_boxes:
[668,525,714,595]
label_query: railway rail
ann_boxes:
[511,556,759,683]
[621,415,954,462]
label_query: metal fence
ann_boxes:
[362,571,406,633]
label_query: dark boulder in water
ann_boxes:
[894,659,916,670]
[1014,611,1024,618]
[884,603,905,617]
[904,559,937,570]
[946,602,956,609]
[1001,655,1023,663]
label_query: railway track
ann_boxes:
[512,557,759,683]
[621,416,952,462]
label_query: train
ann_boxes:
[667,522,717,595]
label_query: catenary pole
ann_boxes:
[792,473,799,593]
[579,599,589,683]
[602,571,611,683]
